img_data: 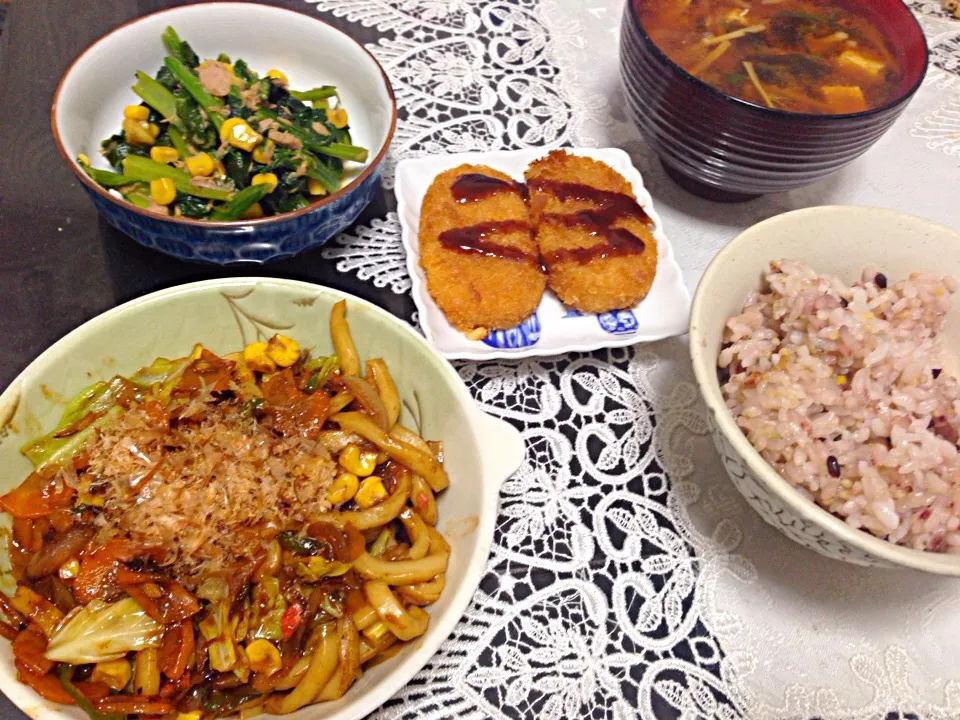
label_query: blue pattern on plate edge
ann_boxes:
[482,312,542,349]
[563,307,639,334]
[84,166,382,265]
[597,309,639,334]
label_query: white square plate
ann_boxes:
[395,148,691,360]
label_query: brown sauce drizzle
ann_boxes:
[439,172,654,269]
[438,220,540,268]
[540,210,646,264]
[451,173,527,204]
[527,177,654,228]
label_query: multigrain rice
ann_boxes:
[719,260,960,552]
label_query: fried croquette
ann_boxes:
[524,150,658,314]
[418,164,546,334]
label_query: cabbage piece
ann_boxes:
[44,597,163,664]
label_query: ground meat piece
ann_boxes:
[145,201,170,216]
[258,118,280,133]
[197,61,234,97]
[240,87,260,111]
[268,129,303,150]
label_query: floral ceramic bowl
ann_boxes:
[0,279,524,720]
[689,206,960,575]
[51,3,395,264]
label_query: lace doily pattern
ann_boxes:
[305,0,577,186]
[317,212,735,717]
[320,213,411,295]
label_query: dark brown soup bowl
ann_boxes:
[619,0,929,202]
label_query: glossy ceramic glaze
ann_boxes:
[620,0,929,202]
[689,206,960,574]
[0,278,524,720]
[51,3,396,263]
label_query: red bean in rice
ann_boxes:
[719,260,960,552]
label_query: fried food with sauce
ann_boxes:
[418,164,545,334]
[525,150,658,313]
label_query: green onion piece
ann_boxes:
[289,86,338,102]
[80,164,139,188]
[58,666,125,720]
[208,183,269,221]
[303,155,340,193]
[122,156,233,201]
[167,125,189,159]
[123,188,153,209]
[312,142,368,164]
[132,71,181,129]
[163,56,225,130]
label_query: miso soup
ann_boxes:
[638,0,902,113]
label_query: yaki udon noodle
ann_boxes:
[0,301,449,718]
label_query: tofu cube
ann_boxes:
[837,50,886,76]
[821,85,867,113]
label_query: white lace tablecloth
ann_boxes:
[306,1,960,717]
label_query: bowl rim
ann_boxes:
[623,0,929,122]
[0,277,516,720]
[49,1,397,229]
[688,205,960,575]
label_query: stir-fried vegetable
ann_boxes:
[0,308,449,718]
[80,26,368,220]
[44,598,164,664]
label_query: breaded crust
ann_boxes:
[524,150,658,314]
[418,164,546,333]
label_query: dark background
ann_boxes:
[0,0,411,396]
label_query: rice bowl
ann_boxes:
[720,260,960,552]
[689,205,960,573]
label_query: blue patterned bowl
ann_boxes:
[51,3,396,264]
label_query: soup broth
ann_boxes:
[638,0,902,114]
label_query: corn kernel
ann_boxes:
[76,153,90,166]
[252,139,275,164]
[239,202,264,220]
[150,177,176,205]
[835,375,847,385]
[122,117,157,146]
[243,341,276,373]
[185,153,215,177]
[354,476,388,508]
[265,68,288,86]
[251,172,279,194]
[339,444,378,477]
[148,123,161,138]
[150,146,179,164]
[244,639,282,676]
[177,713,203,720]
[327,108,348,129]
[58,558,79,580]
[265,334,299,367]
[219,117,262,152]
[123,104,150,121]
[78,491,104,507]
[91,659,132,691]
[307,178,328,196]
[327,472,359,505]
